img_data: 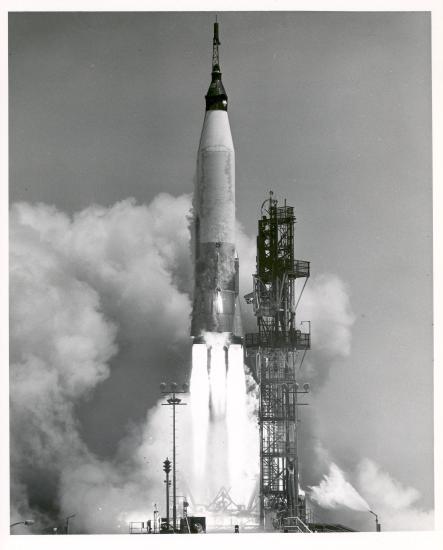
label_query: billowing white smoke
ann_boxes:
[9,194,432,533]
[10,195,193,533]
[309,463,370,511]
[234,220,257,328]
[309,459,434,531]
[355,459,434,530]
[302,274,355,357]
[10,194,259,533]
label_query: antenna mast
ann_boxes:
[212,19,221,71]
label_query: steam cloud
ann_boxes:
[9,193,432,533]
[309,459,434,530]
[309,463,370,511]
[355,459,434,530]
[10,195,193,533]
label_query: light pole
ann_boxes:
[163,458,171,529]
[160,381,188,532]
[10,520,34,530]
[65,514,76,534]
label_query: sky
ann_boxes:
[7,10,434,535]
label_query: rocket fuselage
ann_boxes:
[191,23,241,341]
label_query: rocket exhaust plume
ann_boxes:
[190,343,209,476]
[226,344,248,491]
[190,21,252,509]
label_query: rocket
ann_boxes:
[191,21,242,345]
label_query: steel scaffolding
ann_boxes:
[245,191,310,530]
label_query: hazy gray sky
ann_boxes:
[9,11,433,532]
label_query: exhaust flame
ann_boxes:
[216,291,224,314]
[190,343,209,478]
[208,341,227,419]
[190,333,255,513]
[226,344,248,491]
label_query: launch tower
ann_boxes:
[245,192,311,530]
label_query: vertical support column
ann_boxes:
[166,470,170,527]
[258,352,265,528]
[172,396,177,532]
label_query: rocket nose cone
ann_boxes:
[206,76,228,111]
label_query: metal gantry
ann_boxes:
[245,191,311,530]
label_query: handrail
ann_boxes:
[282,516,312,533]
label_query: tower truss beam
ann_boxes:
[245,192,310,530]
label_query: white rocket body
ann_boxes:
[197,111,235,244]
[190,24,248,499]
[191,23,242,342]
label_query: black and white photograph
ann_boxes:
[3,2,441,546]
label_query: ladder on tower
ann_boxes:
[281,516,312,533]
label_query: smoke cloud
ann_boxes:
[355,458,434,531]
[234,220,256,330]
[9,193,432,533]
[308,458,433,531]
[10,195,193,532]
[309,463,370,511]
[296,274,356,388]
